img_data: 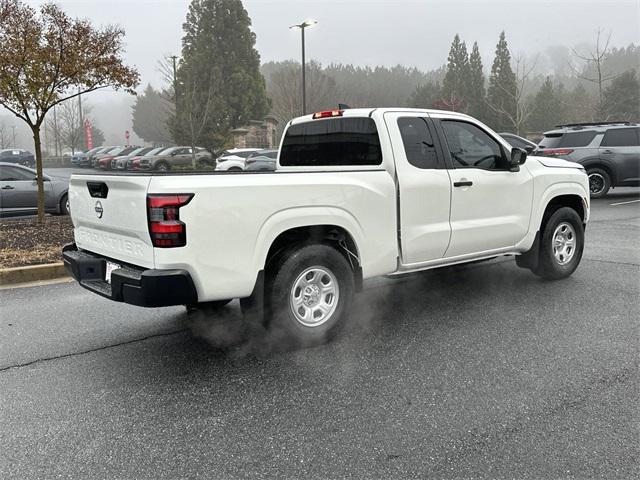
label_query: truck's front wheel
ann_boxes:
[534,207,585,280]
[268,244,354,347]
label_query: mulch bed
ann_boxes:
[0,216,74,269]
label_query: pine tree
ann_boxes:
[408,81,442,108]
[132,84,172,145]
[603,69,640,122]
[486,31,517,132]
[527,77,563,132]
[467,42,486,122]
[441,34,470,111]
[173,0,270,150]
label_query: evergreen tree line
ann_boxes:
[410,32,640,134]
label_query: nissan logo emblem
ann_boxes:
[95,200,104,219]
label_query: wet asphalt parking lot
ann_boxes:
[1,189,639,479]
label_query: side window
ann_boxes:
[441,120,507,170]
[504,136,528,149]
[397,117,440,169]
[559,131,598,147]
[0,166,34,181]
[601,128,640,147]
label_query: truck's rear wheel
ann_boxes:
[268,244,354,347]
[534,207,584,280]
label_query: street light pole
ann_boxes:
[290,20,317,116]
[301,26,306,116]
[170,55,179,104]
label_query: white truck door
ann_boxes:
[383,112,452,265]
[436,118,533,258]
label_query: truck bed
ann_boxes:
[68,169,398,301]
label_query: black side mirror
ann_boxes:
[510,147,527,171]
[525,145,535,154]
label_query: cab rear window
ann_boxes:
[280,117,382,167]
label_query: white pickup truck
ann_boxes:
[63,108,590,346]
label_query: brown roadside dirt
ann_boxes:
[0,216,74,269]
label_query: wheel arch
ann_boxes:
[581,160,617,186]
[543,194,586,225]
[535,183,589,230]
[254,207,365,290]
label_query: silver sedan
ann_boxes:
[0,162,69,217]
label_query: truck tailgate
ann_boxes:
[69,175,155,268]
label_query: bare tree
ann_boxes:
[486,53,538,135]
[182,76,216,168]
[157,55,177,103]
[45,99,84,154]
[264,60,340,137]
[0,119,7,148]
[571,29,620,119]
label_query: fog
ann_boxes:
[3,0,639,149]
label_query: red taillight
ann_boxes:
[147,194,193,248]
[312,109,343,119]
[542,148,574,156]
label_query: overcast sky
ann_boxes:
[24,0,640,89]
[6,0,638,146]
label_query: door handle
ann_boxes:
[1,185,15,190]
[454,181,473,187]
[602,149,613,154]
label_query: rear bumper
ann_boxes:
[62,243,197,307]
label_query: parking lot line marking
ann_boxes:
[610,199,640,206]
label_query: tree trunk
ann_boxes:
[32,125,46,224]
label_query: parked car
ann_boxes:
[538,122,640,198]
[215,148,262,171]
[245,149,278,171]
[138,146,212,171]
[113,147,155,170]
[89,146,120,167]
[129,147,171,170]
[500,133,538,154]
[0,149,35,167]
[97,146,140,170]
[71,147,105,168]
[0,162,69,217]
[63,108,589,347]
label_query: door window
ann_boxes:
[397,117,441,169]
[441,120,508,170]
[601,128,640,147]
[0,166,34,181]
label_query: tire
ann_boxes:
[267,244,354,347]
[534,207,585,280]
[58,194,70,215]
[155,162,170,172]
[229,167,243,172]
[587,167,611,198]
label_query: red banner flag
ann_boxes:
[84,119,93,150]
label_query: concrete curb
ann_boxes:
[0,262,69,286]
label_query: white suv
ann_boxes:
[215,148,262,171]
